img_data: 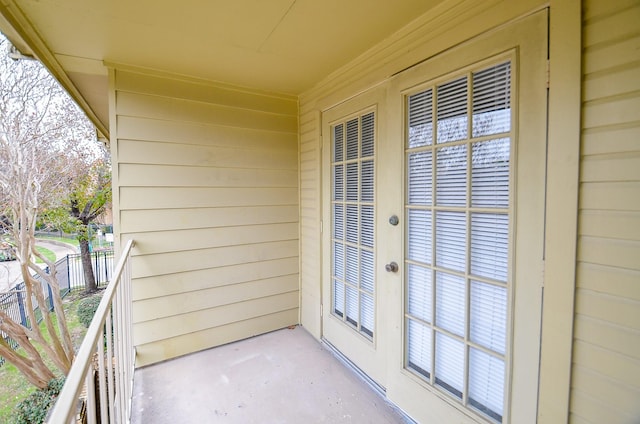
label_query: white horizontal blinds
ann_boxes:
[405,60,512,422]
[437,76,468,143]
[331,111,376,339]
[472,62,511,137]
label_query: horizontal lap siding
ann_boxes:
[112,69,299,366]
[572,1,640,422]
[299,109,321,337]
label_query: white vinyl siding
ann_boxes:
[112,69,299,366]
[571,0,640,422]
[405,61,512,422]
[331,111,376,339]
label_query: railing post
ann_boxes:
[46,240,134,424]
[104,251,109,285]
[94,252,99,287]
[66,254,71,295]
[16,289,28,327]
[47,281,54,312]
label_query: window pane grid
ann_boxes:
[405,61,512,423]
[331,110,376,340]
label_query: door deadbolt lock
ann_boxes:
[385,261,399,273]
[389,215,399,226]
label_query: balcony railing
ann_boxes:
[47,240,135,424]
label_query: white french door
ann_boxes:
[321,86,389,386]
[322,10,547,423]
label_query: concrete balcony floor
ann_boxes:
[130,326,410,423]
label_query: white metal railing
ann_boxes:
[47,240,135,424]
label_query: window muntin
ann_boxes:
[405,61,512,422]
[332,111,376,339]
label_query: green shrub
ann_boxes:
[77,294,102,328]
[12,377,65,424]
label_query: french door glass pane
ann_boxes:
[346,245,358,285]
[333,242,344,280]
[333,164,343,200]
[346,205,358,244]
[405,60,511,422]
[333,279,344,316]
[470,281,507,354]
[361,205,374,248]
[361,112,375,157]
[437,76,468,143]
[333,204,343,240]
[346,118,359,160]
[408,209,431,264]
[360,249,374,293]
[361,160,374,202]
[331,111,376,339]
[407,319,432,377]
[472,138,510,208]
[407,264,432,322]
[361,293,374,337]
[436,145,467,206]
[472,62,511,137]
[334,124,344,162]
[435,333,465,399]
[469,348,505,421]
[346,285,358,326]
[346,163,358,201]
[435,272,466,337]
[471,213,509,282]
[408,88,433,148]
[408,151,432,205]
[435,211,466,272]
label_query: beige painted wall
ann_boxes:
[570,0,640,422]
[109,69,300,366]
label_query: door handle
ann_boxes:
[385,262,399,273]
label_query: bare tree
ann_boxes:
[0,34,96,388]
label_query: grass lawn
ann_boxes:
[0,291,101,423]
[34,246,56,264]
